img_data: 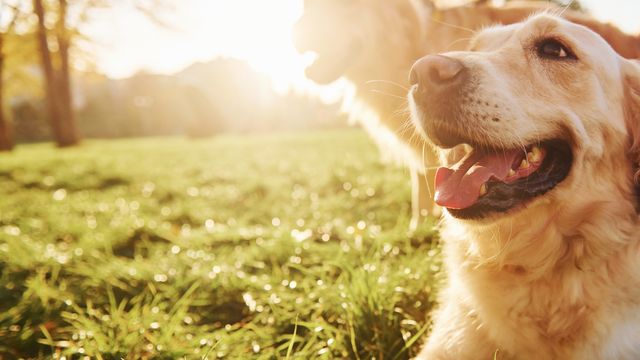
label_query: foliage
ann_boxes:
[14,58,347,142]
[0,130,443,359]
[3,33,41,101]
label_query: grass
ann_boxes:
[0,130,443,359]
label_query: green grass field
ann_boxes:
[0,130,442,359]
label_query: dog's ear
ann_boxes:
[624,60,640,185]
[415,0,434,10]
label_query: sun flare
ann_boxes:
[87,0,315,92]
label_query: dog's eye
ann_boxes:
[537,39,576,60]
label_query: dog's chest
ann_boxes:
[506,282,589,339]
[597,312,640,360]
[468,271,596,356]
[523,280,590,339]
[476,273,640,359]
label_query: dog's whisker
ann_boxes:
[394,121,414,139]
[445,36,475,51]
[408,127,420,147]
[365,79,409,91]
[402,123,418,140]
[395,114,416,141]
[369,89,409,101]
[558,0,576,16]
[429,16,476,34]
[396,122,411,137]
[423,165,441,171]
[396,117,417,139]
[421,141,432,200]
[391,105,412,119]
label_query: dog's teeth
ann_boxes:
[479,183,488,196]
[528,146,542,163]
[520,159,529,169]
[508,168,516,177]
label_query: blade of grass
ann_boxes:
[285,314,299,360]
[201,339,221,360]
[348,313,362,360]
[391,321,431,360]
[38,324,55,354]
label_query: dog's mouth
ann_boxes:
[435,139,573,220]
[305,52,351,84]
[297,38,363,84]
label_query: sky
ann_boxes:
[85,0,310,91]
[85,0,640,91]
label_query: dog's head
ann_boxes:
[409,14,640,222]
[293,0,431,84]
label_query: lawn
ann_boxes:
[0,130,442,359]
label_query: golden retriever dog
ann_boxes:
[408,13,640,359]
[294,0,640,229]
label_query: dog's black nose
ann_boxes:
[409,55,466,88]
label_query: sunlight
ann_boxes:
[84,0,638,107]
[84,0,349,103]
[197,0,309,91]
[87,0,311,90]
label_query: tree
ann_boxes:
[57,0,77,144]
[0,3,22,151]
[33,0,79,147]
[31,0,172,147]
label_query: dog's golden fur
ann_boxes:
[295,0,640,228]
[410,14,640,359]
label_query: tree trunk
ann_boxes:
[0,34,14,151]
[33,0,78,147]
[56,0,78,144]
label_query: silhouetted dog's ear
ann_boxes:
[564,14,640,59]
[624,60,640,187]
[409,0,435,22]
[416,0,435,9]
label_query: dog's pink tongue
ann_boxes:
[435,149,521,209]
